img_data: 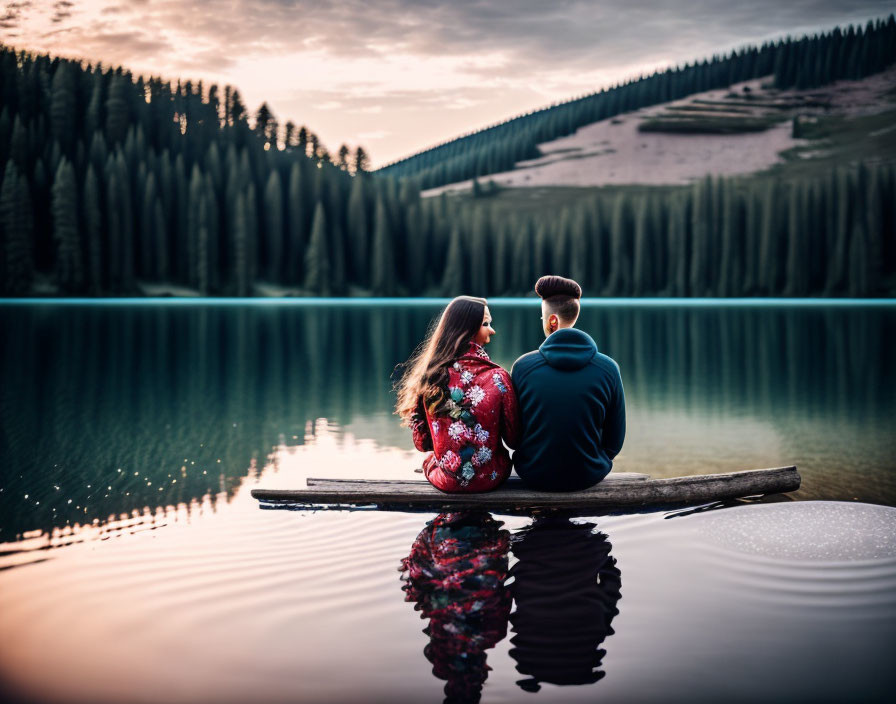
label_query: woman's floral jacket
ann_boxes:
[411,341,521,492]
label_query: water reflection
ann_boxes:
[2,302,894,541]
[400,512,623,701]
[399,511,512,704]
[508,517,621,692]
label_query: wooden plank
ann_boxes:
[252,466,800,510]
[306,472,651,488]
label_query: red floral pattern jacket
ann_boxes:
[410,342,521,492]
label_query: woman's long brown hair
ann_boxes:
[395,296,487,425]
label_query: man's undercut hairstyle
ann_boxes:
[535,275,582,322]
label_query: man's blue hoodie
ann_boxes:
[510,328,626,491]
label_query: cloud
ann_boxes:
[5,0,894,165]
[357,130,390,140]
[67,29,171,62]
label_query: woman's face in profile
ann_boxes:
[474,305,495,345]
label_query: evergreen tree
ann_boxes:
[329,207,347,295]
[588,199,606,294]
[469,209,489,295]
[513,219,533,294]
[717,181,739,296]
[784,181,809,295]
[245,181,258,287]
[287,161,306,285]
[197,191,210,294]
[264,170,283,282]
[647,195,666,293]
[114,151,135,292]
[554,208,573,279]
[153,197,167,283]
[187,164,204,287]
[605,194,631,295]
[532,222,551,280]
[741,189,759,295]
[690,176,711,297]
[142,172,158,279]
[233,191,250,296]
[106,159,123,291]
[492,218,509,296]
[9,116,27,171]
[668,193,688,296]
[758,179,782,294]
[284,121,296,148]
[204,174,220,293]
[0,160,35,294]
[228,88,248,128]
[105,73,130,146]
[569,203,589,288]
[441,222,465,296]
[304,201,331,295]
[632,195,653,296]
[864,164,884,294]
[51,158,83,292]
[346,175,369,286]
[825,169,851,294]
[354,146,370,174]
[371,195,396,295]
[848,220,869,296]
[405,202,426,295]
[50,62,77,153]
[254,102,274,145]
[804,181,825,292]
[297,126,309,156]
[85,78,103,141]
[84,165,103,294]
[337,144,351,171]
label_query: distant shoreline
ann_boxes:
[3,297,895,306]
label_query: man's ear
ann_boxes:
[549,314,559,331]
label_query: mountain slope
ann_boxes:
[424,65,896,194]
[377,16,896,190]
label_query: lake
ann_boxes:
[1,300,895,703]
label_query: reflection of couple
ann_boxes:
[396,275,626,493]
[399,512,621,702]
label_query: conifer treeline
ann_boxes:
[403,163,895,297]
[1,31,894,298]
[376,16,896,190]
[0,43,372,295]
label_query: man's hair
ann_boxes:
[535,275,582,322]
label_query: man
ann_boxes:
[510,275,626,491]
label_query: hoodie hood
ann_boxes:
[538,328,597,371]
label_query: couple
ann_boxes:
[396,275,626,493]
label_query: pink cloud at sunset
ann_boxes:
[1,0,893,167]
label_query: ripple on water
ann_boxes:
[696,501,896,561]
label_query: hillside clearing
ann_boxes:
[422,66,896,194]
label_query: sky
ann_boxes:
[2,1,894,168]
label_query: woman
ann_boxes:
[396,296,520,492]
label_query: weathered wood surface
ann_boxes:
[251,466,800,510]
[306,472,651,487]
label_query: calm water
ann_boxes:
[1,300,895,703]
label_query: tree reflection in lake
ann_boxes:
[400,512,622,701]
[508,516,621,692]
[2,301,894,541]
